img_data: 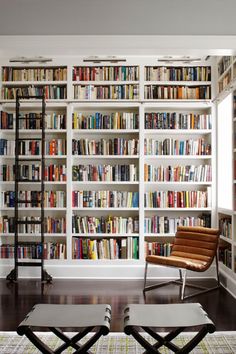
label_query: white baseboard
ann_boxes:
[1,263,217,280]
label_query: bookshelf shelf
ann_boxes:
[0,129,67,134]
[72,181,139,185]
[72,207,139,211]
[72,129,139,134]
[0,208,67,211]
[144,155,212,160]
[220,235,233,244]
[73,81,139,85]
[2,81,67,86]
[72,155,139,159]
[142,99,212,104]
[144,233,175,237]
[0,181,67,185]
[72,233,139,237]
[144,181,212,186]
[144,81,211,86]
[0,233,67,237]
[144,208,212,211]
[144,129,211,135]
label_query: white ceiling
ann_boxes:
[0,0,236,36]
[0,0,236,58]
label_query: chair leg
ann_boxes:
[144,262,148,289]
[179,269,183,282]
[215,253,220,286]
[143,262,176,293]
[181,269,187,301]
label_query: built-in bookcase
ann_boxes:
[217,69,236,293]
[217,57,236,94]
[0,59,216,278]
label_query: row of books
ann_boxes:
[0,216,66,234]
[45,164,67,181]
[72,164,138,182]
[1,86,67,100]
[74,85,139,100]
[72,191,139,208]
[144,85,211,100]
[144,112,212,130]
[72,112,139,130]
[72,66,139,82]
[144,189,211,208]
[0,191,66,208]
[218,72,231,93]
[0,139,15,155]
[144,164,212,182]
[219,246,232,269]
[145,66,211,82]
[0,112,66,130]
[0,242,66,259]
[0,139,66,156]
[72,237,139,260]
[218,57,231,76]
[1,65,212,82]
[144,214,211,234]
[219,217,232,239]
[0,164,67,182]
[144,138,211,156]
[72,138,139,156]
[2,67,67,82]
[72,215,139,234]
[145,242,172,257]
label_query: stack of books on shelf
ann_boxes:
[144,138,211,156]
[144,241,172,257]
[144,164,212,182]
[72,112,139,130]
[72,237,138,260]
[144,189,211,208]
[144,214,211,234]
[72,191,139,208]
[145,112,212,130]
[72,164,138,182]
[72,215,139,234]
[72,138,139,156]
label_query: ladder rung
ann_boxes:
[17,179,42,183]
[17,95,45,99]
[17,220,43,225]
[16,200,42,204]
[17,138,42,141]
[17,158,42,161]
[16,261,43,267]
[18,117,43,120]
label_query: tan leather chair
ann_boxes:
[143,226,220,300]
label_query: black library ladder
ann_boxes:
[6,91,52,282]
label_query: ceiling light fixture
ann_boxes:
[157,56,202,64]
[9,56,53,63]
[83,56,127,63]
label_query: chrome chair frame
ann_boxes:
[143,253,220,300]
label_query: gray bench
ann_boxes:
[123,303,215,354]
[17,304,111,354]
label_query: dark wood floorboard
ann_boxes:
[0,279,236,332]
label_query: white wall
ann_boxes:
[0,0,236,36]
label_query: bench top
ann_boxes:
[17,304,111,330]
[124,303,214,329]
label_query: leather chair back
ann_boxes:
[171,226,220,271]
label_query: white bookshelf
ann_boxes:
[216,61,236,296]
[0,58,217,279]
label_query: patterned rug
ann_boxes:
[0,331,236,353]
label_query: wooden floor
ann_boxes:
[0,279,236,332]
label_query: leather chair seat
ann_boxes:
[146,255,208,272]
